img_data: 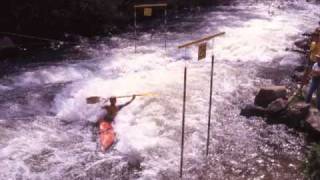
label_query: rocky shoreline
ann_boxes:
[240,28,320,180]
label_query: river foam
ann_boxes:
[0,0,319,179]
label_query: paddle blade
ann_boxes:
[86,96,101,104]
[136,92,158,97]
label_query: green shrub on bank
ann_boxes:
[0,0,233,38]
[305,143,320,180]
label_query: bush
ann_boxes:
[0,0,124,37]
[305,143,320,180]
[0,0,233,38]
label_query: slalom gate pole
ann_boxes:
[164,8,167,50]
[180,66,187,178]
[206,55,214,156]
[134,7,137,53]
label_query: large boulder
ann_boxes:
[266,98,288,117]
[286,102,310,120]
[0,36,17,60]
[0,36,15,50]
[241,98,288,118]
[240,104,267,117]
[254,86,287,108]
[294,65,305,72]
[273,102,310,128]
[291,71,304,82]
[306,108,320,133]
[294,38,309,50]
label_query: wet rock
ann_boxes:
[0,36,15,50]
[23,148,55,173]
[305,143,320,180]
[287,102,310,120]
[240,104,267,117]
[294,38,309,50]
[266,98,288,116]
[0,36,18,59]
[294,65,305,73]
[306,108,320,132]
[291,71,304,82]
[254,86,287,108]
[127,154,142,171]
[273,102,310,128]
[63,33,84,43]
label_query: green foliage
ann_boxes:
[1,0,124,37]
[305,143,320,180]
[0,0,233,37]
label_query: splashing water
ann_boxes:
[0,1,319,179]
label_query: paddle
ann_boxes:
[86,96,108,104]
[116,92,158,99]
[86,92,158,104]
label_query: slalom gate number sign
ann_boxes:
[144,8,153,16]
[198,43,207,60]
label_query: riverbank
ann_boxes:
[241,27,320,180]
[305,143,320,180]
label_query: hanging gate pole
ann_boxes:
[180,66,187,178]
[164,8,167,50]
[177,32,224,175]
[134,7,137,53]
[206,55,215,156]
[133,4,168,52]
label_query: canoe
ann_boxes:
[99,121,115,152]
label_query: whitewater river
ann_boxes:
[0,1,320,179]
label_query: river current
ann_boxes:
[0,1,320,179]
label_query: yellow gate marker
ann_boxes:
[133,3,168,53]
[144,8,153,16]
[198,43,207,60]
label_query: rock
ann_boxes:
[305,143,320,180]
[287,102,310,120]
[63,33,83,43]
[291,71,304,82]
[273,102,310,128]
[306,108,320,133]
[0,36,18,59]
[0,36,15,50]
[240,104,267,117]
[254,86,287,108]
[294,65,305,72]
[266,98,288,116]
[294,38,309,50]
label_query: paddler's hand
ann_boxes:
[133,95,136,99]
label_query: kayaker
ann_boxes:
[101,95,136,123]
[301,31,320,85]
[309,31,320,64]
[306,55,320,110]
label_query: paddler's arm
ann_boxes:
[119,95,136,109]
[101,105,109,110]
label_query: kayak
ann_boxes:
[99,121,115,152]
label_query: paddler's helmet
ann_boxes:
[110,97,117,104]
